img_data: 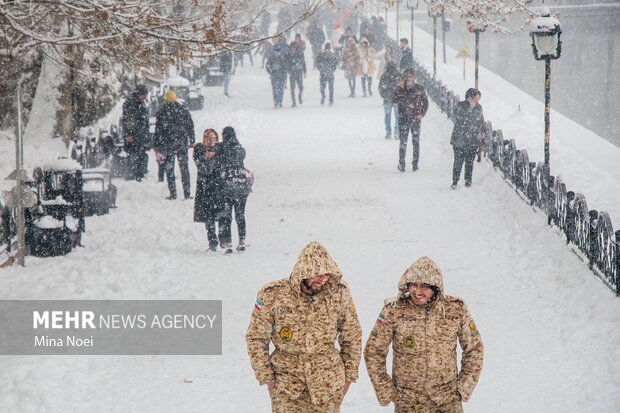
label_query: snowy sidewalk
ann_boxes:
[1,60,619,412]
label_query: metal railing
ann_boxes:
[412,58,620,296]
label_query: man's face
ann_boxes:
[138,94,147,101]
[305,274,330,293]
[405,73,414,83]
[470,94,481,106]
[400,41,407,50]
[409,283,435,305]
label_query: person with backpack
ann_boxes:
[216,126,251,253]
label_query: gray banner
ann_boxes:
[0,300,222,355]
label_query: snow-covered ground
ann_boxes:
[1,28,620,412]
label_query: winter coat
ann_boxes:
[266,53,288,81]
[215,138,250,201]
[246,241,363,406]
[121,93,149,150]
[392,82,429,120]
[376,51,396,80]
[400,46,414,72]
[285,48,307,76]
[154,102,195,153]
[357,42,377,76]
[219,50,233,74]
[450,100,486,151]
[364,257,484,407]
[315,52,339,78]
[306,23,326,51]
[343,41,360,80]
[378,63,401,104]
[193,143,225,222]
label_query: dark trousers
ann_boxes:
[361,75,372,96]
[271,77,285,107]
[398,118,421,169]
[205,218,226,249]
[221,196,248,245]
[164,148,191,198]
[289,72,303,104]
[320,74,334,103]
[126,143,147,180]
[347,76,356,96]
[452,146,477,185]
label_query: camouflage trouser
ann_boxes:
[271,389,344,413]
[394,392,463,413]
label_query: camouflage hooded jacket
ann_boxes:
[364,257,483,406]
[246,242,362,405]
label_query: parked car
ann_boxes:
[200,56,224,87]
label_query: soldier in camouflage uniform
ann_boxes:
[364,256,484,413]
[246,241,362,413]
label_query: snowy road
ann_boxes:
[1,61,619,412]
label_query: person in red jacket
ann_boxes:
[392,68,429,172]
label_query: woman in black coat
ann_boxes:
[193,128,225,251]
[217,126,251,253]
[450,88,486,189]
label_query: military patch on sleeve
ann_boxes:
[377,314,386,324]
[403,336,415,348]
[349,300,356,313]
[254,299,264,311]
[280,327,293,342]
[469,320,479,337]
[371,329,379,337]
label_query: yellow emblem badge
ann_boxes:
[469,320,479,337]
[280,327,293,342]
[349,300,356,313]
[403,336,415,348]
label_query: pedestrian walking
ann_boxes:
[379,61,401,139]
[357,37,376,97]
[364,256,484,412]
[121,84,149,181]
[376,44,397,80]
[193,128,226,251]
[217,127,251,253]
[246,241,362,412]
[286,42,307,107]
[153,90,195,199]
[450,88,486,189]
[399,38,414,73]
[316,43,339,106]
[343,38,360,98]
[392,68,428,171]
[266,45,288,108]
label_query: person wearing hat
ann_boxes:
[315,42,339,106]
[399,38,414,73]
[246,241,362,412]
[364,256,484,412]
[121,84,149,181]
[153,90,195,199]
[450,88,487,189]
[392,68,428,172]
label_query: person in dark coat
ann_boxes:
[266,45,287,108]
[378,61,401,139]
[121,84,149,181]
[399,38,414,73]
[306,21,325,59]
[220,49,233,97]
[315,42,339,106]
[392,68,429,172]
[217,126,251,253]
[286,42,307,107]
[450,88,486,189]
[154,90,195,199]
[193,129,226,251]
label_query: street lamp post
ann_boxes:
[530,7,562,174]
[396,1,400,42]
[468,22,486,89]
[406,1,419,56]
